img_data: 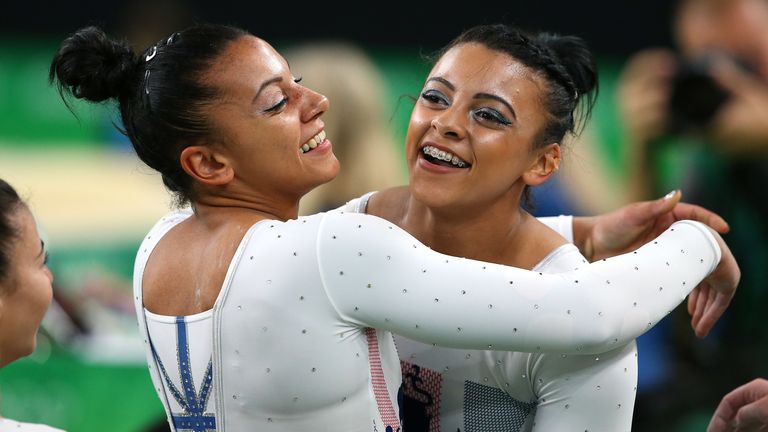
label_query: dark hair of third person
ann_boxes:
[0,179,23,284]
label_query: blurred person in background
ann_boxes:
[283,42,405,214]
[0,179,61,431]
[616,0,768,429]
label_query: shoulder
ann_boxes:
[525,213,570,250]
[142,208,193,242]
[333,186,409,222]
[533,243,586,273]
[509,213,573,270]
[336,191,378,213]
[367,186,409,222]
[0,419,65,432]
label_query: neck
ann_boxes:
[192,192,301,224]
[399,193,529,264]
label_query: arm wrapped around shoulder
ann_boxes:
[317,213,720,355]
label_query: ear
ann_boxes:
[179,145,234,187]
[522,143,561,187]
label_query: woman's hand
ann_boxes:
[710,59,768,154]
[617,48,677,145]
[575,190,729,261]
[709,378,768,432]
[688,226,740,338]
[573,190,739,337]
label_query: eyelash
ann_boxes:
[421,90,447,105]
[265,97,288,113]
[421,90,511,126]
[43,252,50,265]
[263,77,303,113]
[474,108,511,126]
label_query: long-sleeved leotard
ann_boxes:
[394,244,638,432]
[345,194,637,432]
[134,208,719,431]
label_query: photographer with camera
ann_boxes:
[617,0,768,430]
[620,0,768,200]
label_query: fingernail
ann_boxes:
[663,189,678,200]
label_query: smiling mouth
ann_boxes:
[421,145,470,168]
[300,130,326,154]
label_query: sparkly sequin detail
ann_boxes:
[366,328,402,431]
[151,317,216,431]
[463,381,536,432]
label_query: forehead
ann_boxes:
[677,0,768,52]
[430,43,544,96]
[8,206,38,252]
[208,36,288,92]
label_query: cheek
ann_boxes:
[405,109,431,157]
[29,271,54,315]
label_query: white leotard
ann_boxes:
[134,207,719,431]
[0,419,64,431]
[347,193,636,432]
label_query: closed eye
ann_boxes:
[264,97,288,113]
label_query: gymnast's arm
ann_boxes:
[539,192,737,337]
[316,211,726,355]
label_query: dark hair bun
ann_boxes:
[536,33,597,101]
[49,26,137,103]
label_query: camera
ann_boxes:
[667,52,755,133]
[668,52,732,133]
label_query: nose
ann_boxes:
[431,106,466,140]
[301,88,330,123]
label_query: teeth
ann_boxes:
[300,130,326,154]
[422,145,468,167]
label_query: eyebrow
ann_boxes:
[474,93,517,120]
[253,76,284,102]
[426,76,517,120]
[426,76,455,90]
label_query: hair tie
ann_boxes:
[145,46,157,62]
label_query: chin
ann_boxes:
[0,343,31,367]
[410,180,462,210]
[20,339,36,359]
[319,160,341,185]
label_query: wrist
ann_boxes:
[573,216,597,261]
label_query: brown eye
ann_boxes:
[473,108,511,126]
[421,89,448,105]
